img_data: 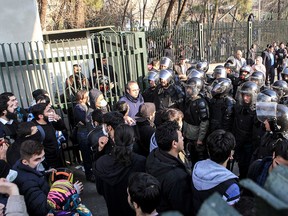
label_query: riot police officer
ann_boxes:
[271,80,288,105]
[183,77,209,164]
[232,81,260,179]
[142,71,159,103]
[209,78,235,133]
[250,71,266,91]
[153,69,185,111]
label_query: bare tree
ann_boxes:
[148,0,162,30]
[75,0,85,28]
[37,0,48,30]
[175,0,188,26]
[162,0,176,28]
[121,0,131,30]
[142,0,148,27]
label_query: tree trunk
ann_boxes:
[148,0,161,30]
[277,0,281,20]
[142,0,148,27]
[175,0,188,27]
[121,0,131,30]
[38,0,48,30]
[162,0,176,29]
[212,0,219,29]
[75,0,85,28]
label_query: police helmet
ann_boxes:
[239,65,252,80]
[257,89,279,103]
[159,69,173,83]
[212,65,227,78]
[187,68,205,80]
[147,71,159,83]
[238,81,259,107]
[185,77,203,98]
[271,80,288,98]
[256,102,288,138]
[281,67,288,82]
[211,78,232,97]
[160,57,173,69]
[196,61,209,73]
[250,71,265,88]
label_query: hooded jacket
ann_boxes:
[192,159,240,213]
[146,148,193,216]
[13,160,50,216]
[95,152,146,216]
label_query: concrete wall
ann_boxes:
[0,0,43,62]
[0,0,43,43]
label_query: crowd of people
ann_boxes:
[1,40,288,216]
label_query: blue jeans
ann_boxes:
[77,129,93,178]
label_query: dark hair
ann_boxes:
[274,139,288,160]
[20,140,44,161]
[0,95,10,116]
[162,108,184,123]
[17,122,36,138]
[114,101,129,116]
[35,94,50,105]
[91,109,103,124]
[30,103,47,120]
[128,172,161,214]
[206,129,236,164]
[102,111,124,129]
[155,121,179,151]
[75,89,88,103]
[113,124,134,166]
[0,92,14,98]
[32,89,48,100]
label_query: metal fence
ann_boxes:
[0,31,148,111]
[145,20,288,64]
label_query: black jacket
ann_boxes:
[146,148,193,216]
[95,153,146,216]
[32,119,66,168]
[133,118,155,157]
[13,160,50,216]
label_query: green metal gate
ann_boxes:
[0,31,148,111]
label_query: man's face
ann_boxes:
[160,65,168,70]
[5,102,17,120]
[42,104,52,122]
[160,78,169,87]
[242,93,252,104]
[24,150,45,169]
[179,59,185,65]
[127,83,140,98]
[73,65,81,74]
[102,58,107,65]
[236,51,242,60]
[269,47,274,53]
[149,79,156,88]
[7,95,18,109]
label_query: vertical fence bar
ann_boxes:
[198,23,205,61]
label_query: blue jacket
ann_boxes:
[13,160,50,216]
